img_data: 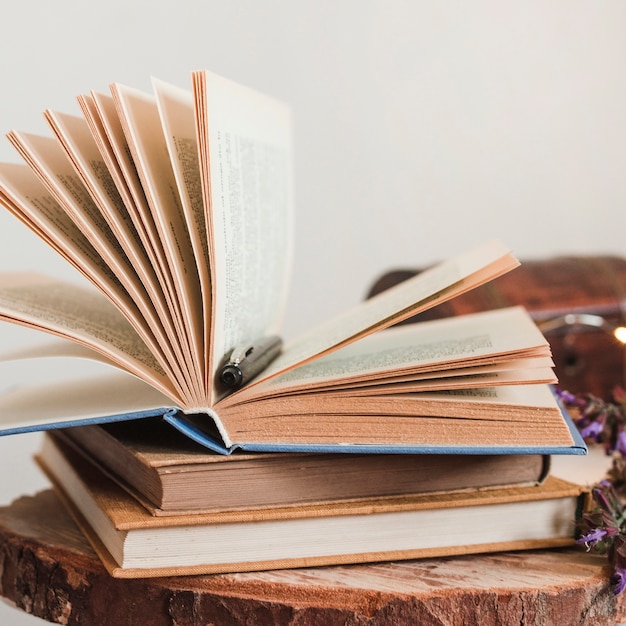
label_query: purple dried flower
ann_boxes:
[591,482,621,516]
[558,386,626,594]
[559,387,626,454]
[577,527,608,549]
[556,389,578,405]
[618,431,626,456]
[612,567,626,595]
[580,420,604,440]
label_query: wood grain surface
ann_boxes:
[0,489,624,625]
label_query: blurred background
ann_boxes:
[1,2,626,622]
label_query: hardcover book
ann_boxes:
[36,433,588,578]
[0,70,585,456]
[54,422,551,515]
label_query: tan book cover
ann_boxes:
[56,423,550,514]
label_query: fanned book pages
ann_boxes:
[36,433,588,578]
[0,70,585,455]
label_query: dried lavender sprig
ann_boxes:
[558,387,626,594]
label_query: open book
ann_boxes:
[0,70,585,455]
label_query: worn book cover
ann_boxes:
[54,423,551,514]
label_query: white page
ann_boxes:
[0,162,189,378]
[0,325,174,431]
[0,368,171,431]
[227,307,552,402]
[43,110,144,264]
[152,77,211,390]
[42,111,172,318]
[77,92,172,290]
[40,111,189,384]
[80,91,193,389]
[0,163,116,283]
[252,240,519,385]
[111,83,204,401]
[5,131,168,347]
[295,355,556,390]
[0,273,179,401]
[301,364,557,396]
[7,132,131,278]
[193,70,294,395]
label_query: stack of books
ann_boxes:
[36,423,585,578]
[0,69,587,578]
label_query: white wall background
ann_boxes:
[0,1,625,623]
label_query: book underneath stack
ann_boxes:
[36,421,588,579]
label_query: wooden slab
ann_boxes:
[0,489,625,625]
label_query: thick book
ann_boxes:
[36,434,588,579]
[54,422,551,515]
[0,70,585,455]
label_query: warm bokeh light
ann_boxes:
[614,326,626,345]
